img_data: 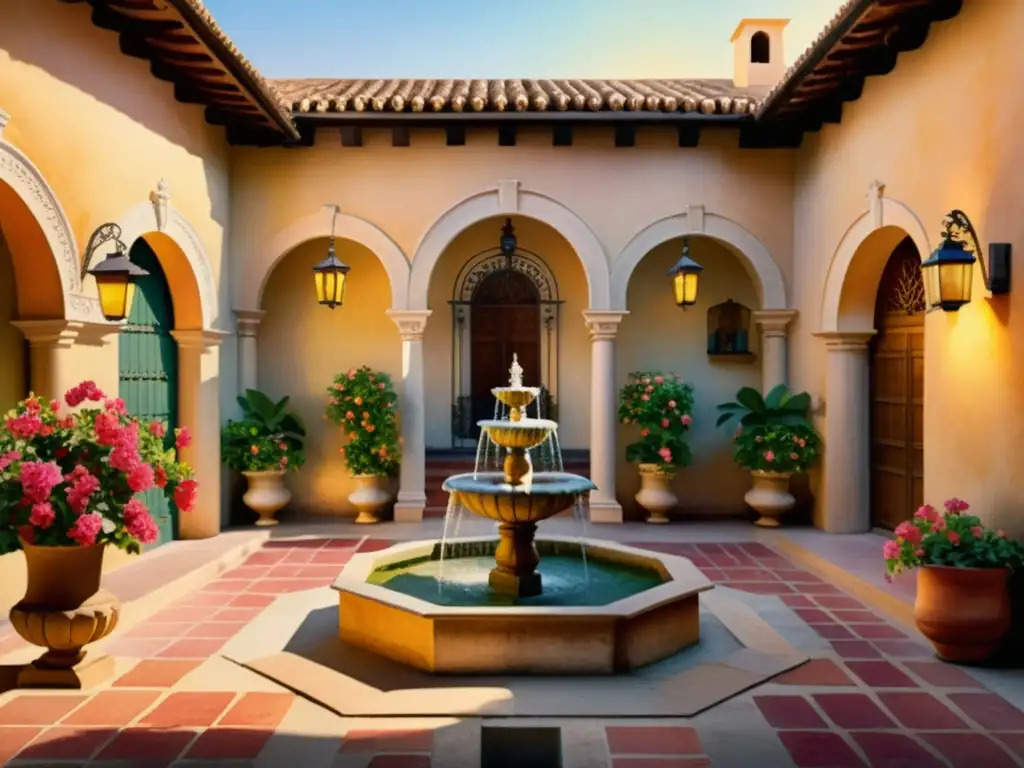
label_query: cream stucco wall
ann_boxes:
[790,0,1024,533]
[0,232,24,409]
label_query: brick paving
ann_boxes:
[0,536,1021,766]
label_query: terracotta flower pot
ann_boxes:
[635,463,677,524]
[349,474,393,524]
[744,470,795,527]
[243,470,291,527]
[8,541,120,688]
[915,565,1011,664]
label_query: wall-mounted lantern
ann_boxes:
[313,203,351,309]
[921,209,1011,312]
[81,223,149,322]
[668,238,704,309]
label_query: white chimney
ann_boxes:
[731,18,790,88]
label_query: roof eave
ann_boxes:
[292,111,753,125]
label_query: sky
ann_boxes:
[203,0,848,80]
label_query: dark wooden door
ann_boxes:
[470,270,541,429]
[870,238,925,530]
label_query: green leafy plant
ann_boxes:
[326,367,400,477]
[221,389,306,473]
[716,385,821,473]
[617,371,695,469]
[883,498,1024,578]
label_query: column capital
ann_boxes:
[386,309,432,342]
[233,308,266,338]
[815,330,876,351]
[11,319,81,347]
[171,329,230,351]
[752,309,798,337]
[582,310,628,341]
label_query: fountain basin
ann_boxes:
[332,536,714,675]
[443,471,595,523]
[477,418,558,450]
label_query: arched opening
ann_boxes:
[869,237,925,530]
[118,238,178,547]
[750,31,771,63]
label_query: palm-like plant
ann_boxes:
[234,389,306,440]
[715,385,812,429]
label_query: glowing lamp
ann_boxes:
[921,209,1011,312]
[668,238,704,308]
[315,204,351,309]
[81,223,148,322]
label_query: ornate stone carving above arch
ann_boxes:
[454,250,560,303]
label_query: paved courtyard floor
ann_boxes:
[0,520,1022,767]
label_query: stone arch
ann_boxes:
[249,210,410,311]
[453,249,559,303]
[820,195,931,332]
[116,200,218,330]
[409,188,611,310]
[611,210,788,310]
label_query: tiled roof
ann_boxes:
[274,79,769,117]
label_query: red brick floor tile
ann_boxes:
[178,592,230,608]
[184,621,248,639]
[266,564,305,578]
[812,624,855,640]
[105,637,172,657]
[780,594,815,608]
[186,728,273,759]
[0,727,43,763]
[694,543,725,554]
[844,660,918,688]
[222,565,273,579]
[203,579,252,593]
[688,556,712,568]
[754,695,827,728]
[296,564,346,578]
[902,661,985,688]
[923,733,1020,768]
[871,639,932,658]
[140,691,236,728]
[341,729,435,752]
[757,555,793,568]
[777,731,865,768]
[311,549,356,564]
[124,622,190,639]
[157,638,227,658]
[325,538,361,549]
[62,690,162,726]
[723,581,794,595]
[830,640,882,659]
[831,609,881,623]
[773,569,823,583]
[16,726,116,759]
[719,568,778,581]
[775,658,856,686]
[700,568,724,582]
[850,623,906,640]
[0,694,87,725]
[218,692,294,728]
[612,759,712,768]
[851,732,944,768]
[878,691,967,729]
[282,549,317,563]
[97,727,196,760]
[244,550,288,565]
[813,693,896,729]
[995,733,1024,760]
[368,756,433,768]
[228,593,277,608]
[212,606,264,622]
[248,578,328,593]
[794,582,841,595]
[113,660,201,688]
[813,595,865,610]
[793,608,834,624]
[147,606,212,623]
[739,542,775,556]
[948,692,1024,730]
[606,726,702,755]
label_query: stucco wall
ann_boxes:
[790,0,1024,532]
[0,232,24,408]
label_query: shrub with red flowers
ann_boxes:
[617,371,695,469]
[883,498,1024,579]
[0,381,197,554]
[326,366,400,477]
[717,385,821,474]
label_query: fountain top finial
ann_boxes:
[509,354,524,388]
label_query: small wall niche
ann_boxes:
[707,299,755,362]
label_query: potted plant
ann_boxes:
[716,385,821,527]
[617,371,695,524]
[0,381,197,687]
[222,389,306,527]
[326,366,400,524]
[884,498,1024,663]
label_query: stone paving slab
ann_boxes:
[0,535,1021,767]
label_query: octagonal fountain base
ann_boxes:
[332,536,713,675]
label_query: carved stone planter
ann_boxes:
[243,470,291,527]
[635,464,677,524]
[349,474,393,524]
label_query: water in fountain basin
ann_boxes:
[437,492,460,593]
[572,493,590,586]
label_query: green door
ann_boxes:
[118,240,178,549]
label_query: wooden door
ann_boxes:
[118,240,178,549]
[870,239,925,530]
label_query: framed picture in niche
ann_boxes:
[707,299,755,359]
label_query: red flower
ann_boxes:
[174,479,198,514]
[149,421,166,438]
[127,463,155,493]
[175,426,192,450]
[154,466,168,489]
[68,512,103,546]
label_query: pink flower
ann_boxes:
[94,411,121,446]
[970,526,983,538]
[882,540,901,560]
[947,530,960,546]
[19,460,63,504]
[668,400,677,409]
[790,453,799,460]
[29,502,55,529]
[914,504,939,523]
[944,497,970,515]
[377,382,385,390]
[661,418,670,428]
[894,521,922,545]
[998,529,1008,539]
[149,421,166,438]
[175,426,192,450]
[646,385,654,393]
[49,399,60,412]
[930,517,947,532]
[104,398,127,414]
[654,376,664,384]
[641,394,650,401]
[64,381,104,407]
[109,442,140,473]
[64,465,100,514]
[763,450,775,462]
[68,512,103,546]
[658,446,673,462]
[640,428,650,437]
[123,498,158,545]
[127,463,155,493]
[915,548,925,557]
[681,414,692,426]
[0,450,22,472]
[174,479,199,514]
[6,412,43,440]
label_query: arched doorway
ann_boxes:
[469,269,541,433]
[118,239,179,548]
[869,237,925,529]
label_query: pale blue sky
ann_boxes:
[205,0,846,79]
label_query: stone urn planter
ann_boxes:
[9,541,120,689]
[635,464,677,525]
[349,474,393,524]
[242,470,291,527]
[744,470,795,527]
[915,565,1011,663]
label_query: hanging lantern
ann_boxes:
[81,223,149,322]
[668,238,704,308]
[314,204,351,309]
[920,235,975,312]
[500,218,517,257]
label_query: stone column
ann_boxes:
[171,329,229,539]
[816,331,875,534]
[386,310,432,523]
[582,310,628,524]
[752,309,798,393]
[12,319,119,401]
[233,309,265,395]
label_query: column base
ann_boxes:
[588,500,624,524]
[393,493,426,523]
